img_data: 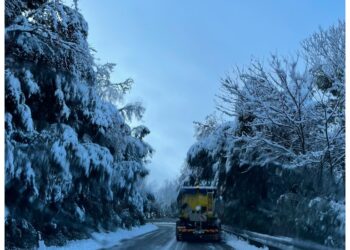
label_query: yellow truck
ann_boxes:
[176,186,221,241]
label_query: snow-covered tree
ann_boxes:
[217,56,316,155]
[303,21,345,186]
[96,62,133,103]
[193,113,220,140]
[216,22,345,185]
[182,22,345,248]
[154,179,180,217]
[5,1,152,248]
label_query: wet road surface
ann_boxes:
[103,223,234,250]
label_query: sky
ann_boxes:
[75,0,344,187]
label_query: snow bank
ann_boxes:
[224,232,269,250]
[38,224,158,250]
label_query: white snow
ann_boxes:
[74,205,85,222]
[224,232,269,250]
[55,88,71,120]
[83,143,114,177]
[91,99,123,128]
[38,224,158,250]
[18,103,34,131]
[23,70,40,96]
[5,70,22,104]
[51,141,69,172]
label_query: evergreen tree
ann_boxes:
[5,0,152,248]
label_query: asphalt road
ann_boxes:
[103,223,234,250]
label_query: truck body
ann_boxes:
[176,186,221,241]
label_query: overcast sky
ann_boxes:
[76,0,344,187]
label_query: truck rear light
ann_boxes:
[178,228,194,232]
[204,229,219,233]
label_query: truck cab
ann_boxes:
[176,186,221,241]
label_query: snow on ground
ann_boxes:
[151,222,176,225]
[38,224,158,250]
[224,232,269,250]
